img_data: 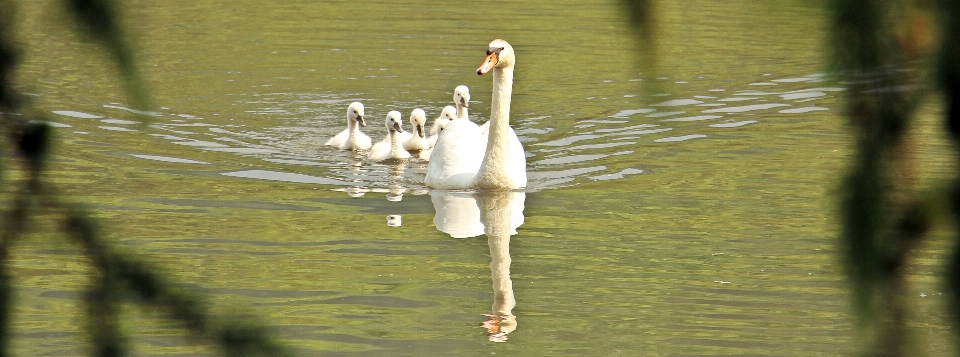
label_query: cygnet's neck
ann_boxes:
[348,119,360,135]
[457,104,469,121]
[472,65,515,189]
[411,124,425,143]
[389,130,404,156]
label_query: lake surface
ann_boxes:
[7,0,957,355]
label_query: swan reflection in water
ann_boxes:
[431,190,524,342]
[342,161,409,200]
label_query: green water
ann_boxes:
[6,0,957,355]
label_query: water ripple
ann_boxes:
[47,71,841,193]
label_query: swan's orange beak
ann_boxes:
[477,52,497,75]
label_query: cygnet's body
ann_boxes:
[325,102,372,150]
[420,109,456,161]
[426,106,458,148]
[431,86,470,136]
[400,108,429,151]
[368,111,411,161]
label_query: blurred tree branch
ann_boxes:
[0,1,291,356]
[620,0,659,93]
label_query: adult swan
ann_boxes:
[425,39,527,190]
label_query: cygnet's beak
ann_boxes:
[416,124,424,138]
[357,116,366,127]
[393,121,403,133]
[460,98,469,108]
[477,52,497,75]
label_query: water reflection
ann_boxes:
[430,190,525,342]
[386,214,402,227]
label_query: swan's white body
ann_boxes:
[368,111,411,161]
[425,39,527,190]
[400,108,429,151]
[325,102,372,150]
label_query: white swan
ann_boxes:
[425,39,527,190]
[400,108,429,151]
[368,111,411,161]
[324,102,372,150]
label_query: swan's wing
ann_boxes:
[367,140,390,160]
[403,136,429,151]
[479,121,490,137]
[395,143,412,159]
[325,129,350,148]
[354,131,373,150]
[425,120,485,189]
[505,127,528,188]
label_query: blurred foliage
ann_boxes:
[65,0,150,116]
[619,0,660,94]
[616,0,956,356]
[0,0,289,356]
[942,0,960,356]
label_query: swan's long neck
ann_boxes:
[457,104,469,121]
[472,65,514,189]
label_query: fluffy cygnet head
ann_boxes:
[347,101,366,127]
[477,39,515,75]
[410,108,426,138]
[440,105,457,122]
[385,111,404,133]
[454,85,470,108]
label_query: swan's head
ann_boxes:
[454,85,470,108]
[477,39,515,75]
[348,101,366,127]
[385,111,404,133]
[409,108,426,138]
